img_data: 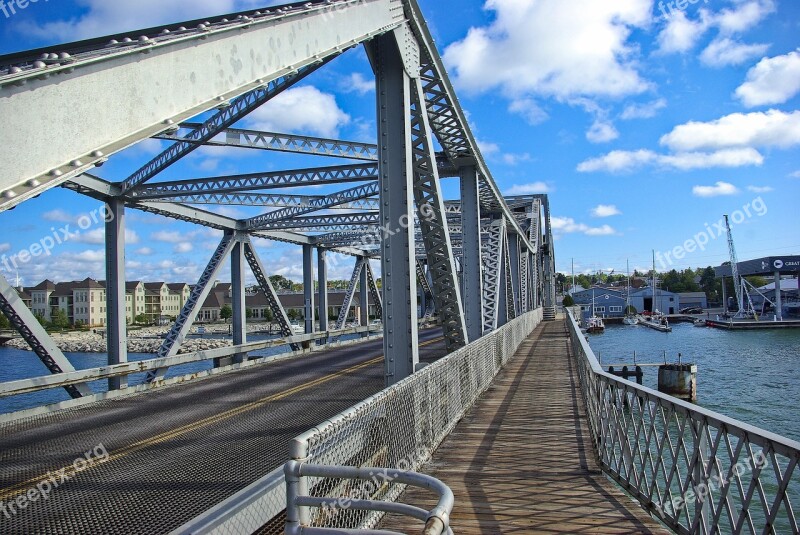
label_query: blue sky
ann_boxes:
[0,0,798,287]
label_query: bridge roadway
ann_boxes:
[0,328,446,535]
[381,320,670,534]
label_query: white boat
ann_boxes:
[585,316,605,333]
[623,316,638,325]
[694,318,707,327]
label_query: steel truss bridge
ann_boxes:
[0,0,556,398]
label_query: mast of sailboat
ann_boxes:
[652,250,657,314]
[626,259,631,314]
[571,258,575,297]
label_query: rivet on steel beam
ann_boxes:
[70,160,83,167]
[2,190,16,199]
[91,150,104,158]
[26,179,40,187]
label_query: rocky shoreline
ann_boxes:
[4,323,278,354]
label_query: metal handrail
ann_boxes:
[566,313,800,534]
[284,462,454,535]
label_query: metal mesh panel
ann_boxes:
[291,309,544,530]
[566,313,800,535]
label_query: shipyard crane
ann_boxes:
[724,215,745,316]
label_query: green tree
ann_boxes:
[134,313,148,325]
[245,308,253,319]
[51,309,70,330]
[220,304,233,322]
[264,308,274,323]
[699,266,718,302]
[0,312,9,329]
[34,313,47,326]
[287,309,299,321]
[269,275,294,291]
[562,295,575,307]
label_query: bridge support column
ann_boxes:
[303,244,315,336]
[105,198,128,390]
[318,249,328,338]
[373,32,419,385]
[230,238,247,365]
[509,233,521,317]
[460,166,484,342]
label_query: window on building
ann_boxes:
[609,306,623,313]
[595,306,605,313]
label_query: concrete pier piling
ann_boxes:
[658,363,697,402]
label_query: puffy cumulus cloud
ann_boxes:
[443,0,652,100]
[656,0,775,55]
[246,86,350,138]
[341,73,375,96]
[590,204,622,218]
[151,230,187,243]
[503,182,551,195]
[18,0,243,41]
[577,148,764,172]
[586,119,619,143]
[656,10,709,54]
[660,110,800,151]
[692,181,740,197]
[136,247,154,256]
[0,243,10,254]
[551,217,616,237]
[502,152,532,166]
[700,38,769,67]
[508,98,549,125]
[620,98,667,120]
[74,228,140,245]
[735,49,800,107]
[174,243,193,254]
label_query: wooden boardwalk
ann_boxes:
[381,319,670,534]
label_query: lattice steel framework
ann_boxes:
[481,219,507,334]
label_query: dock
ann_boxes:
[380,319,668,534]
[705,318,800,330]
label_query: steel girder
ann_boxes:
[244,241,299,351]
[480,219,506,334]
[0,0,404,212]
[334,258,364,331]
[520,251,530,313]
[409,78,467,351]
[245,182,380,228]
[314,229,381,248]
[364,258,383,319]
[130,163,380,200]
[255,213,379,232]
[146,233,237,382]
[415,260,435,319]
[504,237,516,322]
[156,123,379,161]
[0,274,93,398]
[148,192,380,211]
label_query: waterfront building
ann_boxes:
[571,288,628,318]
[630,287,680,315]
[677,292,708,309]
[715,255,800,319]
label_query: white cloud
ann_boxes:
[660,110,800,151]
[591,204,622,218]
[713,0,775,35]
[136,247,154,256]
[17,0,241,41]
[246,86,350,138]
[341,73,374,96]
[174,243,193,254]
[0,243,10,254]
[477,139,500,156]
[700,38,769,67]
[656,0,774,55]
[656,10,709,54]
[502,152,532,166]
[577,148,764,172]
[42,209,74,223]
[586,119,619,143]
[504,182,551,195]
[508,98,549,125]
[443,0,652,100]
[735,49,800,107]
[791,170,800,179]
[551,217,616,236]
[152,231,188,243]
[620,98,667,120]
[692,181,740,197]
[747,185,773,193]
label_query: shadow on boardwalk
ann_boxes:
[381,319,670,534]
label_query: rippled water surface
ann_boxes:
[587,322,800,442]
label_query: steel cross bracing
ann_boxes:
[0,275,93,398]
[363,258,383,319]
[130,163,380,200]
[142,192,380,211]
[243,241,300,350]
[334,258,367,331]
[245,182,380,228]
[504,238,517,322]
[155,123,379,161]
[481,219,507,334]
[254,213,380,232]
[146,233,237,382]
[409,79,468,350]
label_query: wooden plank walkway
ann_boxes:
[381,318,670,534]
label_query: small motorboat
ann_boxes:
[693,318,707,327]
[585,316,605,333]
[623,316,638,326]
